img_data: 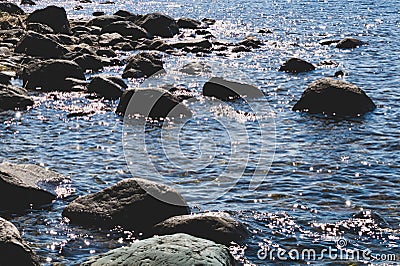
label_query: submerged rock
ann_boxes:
[122,52,164,79]
[0,217,40,266]
[116,88,192,119]
[82,233,234,266]
[135,13,179,38]
[87,76,124,100]
[26,6,71,34]
[336,38,365,49]
[14,32,68,59]
[279,58,316,73]
[292,78,376,116]
[153,212,249,245]
[203,77,262,101]
[0,84,34,111]
[0,162,67,209]
[62,178,189,230]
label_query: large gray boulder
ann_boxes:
[0,162,68,210]
[116,88,192,119]
[293,78,376,116]
[26,6,71,34]
[203,77,262,101]
[135,13,179,38]
[0,217,40,266]
[153,212,249,245]
[0,84,34,111]
[14,32,68,59]
[62,178,189,230]
[82,233,234,266]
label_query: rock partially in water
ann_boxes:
[336,37,366,49]
[87,15,124,29]
[238,36,263,48]
[0,2,24,15]
[171,39,212,50]
[177,18,202,29]
[122,52,164,79]
[203,77,262,101]
[180,62,211,75]
[0,217,40,266]
[26,23,55,34]
[73,54,104,71]
[0,162,68,209]
[87,76,124,100]
[82,233,234,266]
[353,210,390,228]
[102,21,149,40]
[14,32,68,59]
[20,0,36,6]
[19,59,86,92]
[292,78,376,116]
[0,84,34,111]
[0,72,11,85]
[26,6,71,34]
[135,13,179,38]
[116,88,192,119]
[279,58,316,73]
[62,178,190,230]
[153,212,250,245]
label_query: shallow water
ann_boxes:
[1,0,400,264]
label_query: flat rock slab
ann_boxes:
[62,178,189,230]
[153,212,250,245]
[0,217,39,266]
[293,78,376,116]
[0,162,68,210]
[82,233,234,266]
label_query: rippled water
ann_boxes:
[1,0,400,264]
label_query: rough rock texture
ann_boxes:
[116,88,192,119]
[171,39,212,49]
[0,84,34,111]
[26,23,55,34]
[0,162,67,209]
[82,233,234,266]
[238,36,263,48]
[336,37,365,49]
[19,59,85,91]
[26,6,71,34]
[14,32,68,59]
[87,76,124,100]
[87,15,124,28]
[279,58,316,73]
[0,72,12,85]
[153,212,249,245]
[62,178,189,230]
[177,18,201,29]
[73,54,104,71]
[135,13,179,38]
[0,217,40,266]
[203,77,262,101]
[122,52,164,79]
[293,78,376,116]
[0,2,24,15]
[102,21,149,39]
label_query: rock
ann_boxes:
[26,6,71,34]
[180,62,211,75]
[0,46,11,56]
[336,38,366,49]
[82,233,234,266]
[238,36,263,48]
[14,32,68,59]
[122,52,164,79]
[0,2,24,15]
[258,28,273,34]
[153,212,249,245]
[87,76,123,99]
[114,10,136,19]
[292,78,376,116]
[62,178,189,230]
[92,11,105,17]
[73,54,104,71]
[19,59,85,92]
[98,32,126,46]
[320,39,340,46]
[334,70,345,77]
[353,210,389,228]
[20,0,36,5]
[203,77,262,101]
[135,39,172,51]
[0,217,40,265]
[232,45,251,53]
[106,76,127,89]
[171,39,212,50]
[0,162,68,209]
[202,18,216,25]
[96,48,117,58]
[116,88,192,119]
[102,21,149,39]
[26,23,54,34]
[0,84,34,111]
[279,58,316,73]
[135,13,179,38]
[0,72,11,85]
[87,15,124,29]
[177,18,201,29]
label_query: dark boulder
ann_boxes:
[87,15,124,29]
[116,88,192,119]
[87,76,124,99]
[238,36,263,48]
[26,23,54,34]
[0,72,11,85]
[320,39,340,46]
[19,59,85,92]
[114,10,136,19]
[153,212,250,245]
[73,54,104,71]
[122,52,164,79]
[62,178,189,230]
[82,234,234,266]
[279,58,316,73]
[0,2,24,15]
[14,32,68,59]
[232,45,251,53]
[0,84,34,111]
[203,77,262,101]
[96,48,117,58]
[177,18,201,29]
[26,6,71,34]
[98,32,126,46]
[0,162,68,209]
[336,38,365,49]
[0,217,40,266]
[20,0,36,5]
[292,78,376,116]
[102,21,149,39]
[171,39,212,50]
[135,13,179,38]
